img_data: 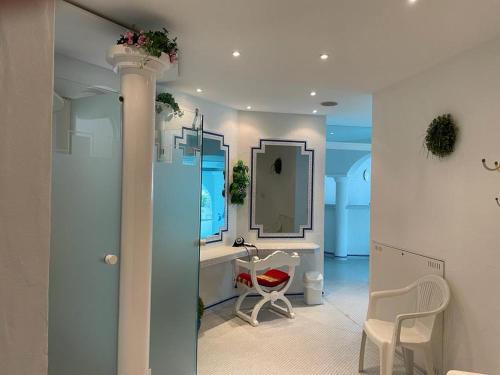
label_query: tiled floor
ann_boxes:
[197,255,405,374]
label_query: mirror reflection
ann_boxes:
[251,140,313,238]
[200,132,229,242]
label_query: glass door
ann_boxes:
[149,108,203,374]
[48,88,122,375]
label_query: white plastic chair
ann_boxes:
[235,251,300,326]
[359,274,450,375]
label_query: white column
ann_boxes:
[334,176,349,257]
[107,45,171,375]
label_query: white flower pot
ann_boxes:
[107,44,172,77]
[155,102,174,122]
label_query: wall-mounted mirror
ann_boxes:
[251,139,314,238]
[200,132,229,243]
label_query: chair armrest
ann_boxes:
[370,286,412,300]
[235,258,248,266]
[367,286,412,319]
[235,259,251,270]
[235,256,259,270]
[392,310,443,344]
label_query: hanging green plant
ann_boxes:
[156,92,183,117]
[229,160,250,205]
[424,113,458,158]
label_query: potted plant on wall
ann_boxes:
[229,160,250,205]
[156,92,183,120]
[108,28,178,71]
[424,113,458,158]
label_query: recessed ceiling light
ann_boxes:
[330,132,334,135]
[408,0,418,4]
[246,106,252,110]
[320,54,329,60]
[232,50,241,57]
[310,91,316,96]
[196,88,203,93]
[312,110,318,114]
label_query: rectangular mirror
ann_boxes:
[250,140,314,238]
[200,131,229,243]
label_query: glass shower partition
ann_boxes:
[149,107,203,374]
[49,89,122,375]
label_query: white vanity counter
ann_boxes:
[200,242,320,268]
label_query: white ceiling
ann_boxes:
[68,0,500,127]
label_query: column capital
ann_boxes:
[107,45,172,78]
[333,175,348,183]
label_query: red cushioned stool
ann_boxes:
[235,251,300,326]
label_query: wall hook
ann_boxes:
[482,158,500,171]
[481,159,500,207]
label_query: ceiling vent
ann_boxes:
[321,101,338,107]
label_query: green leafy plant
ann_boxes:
[144,28,178,60]
[117,28,178,63]
[424,114,458,158]
[229,160,250,205]
[156,92,183,117]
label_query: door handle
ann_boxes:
[104,254,119,265]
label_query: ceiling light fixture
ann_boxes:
[310,91,316,96]
[408,0,418,4]
[321,101,338,107]
[246,106,252,110]
[312,110,318,114]
[330,132,334,135]
[232,50,241,57]
[320,54,329,60]
[196,88,203,93]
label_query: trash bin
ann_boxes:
[303,271,323,305]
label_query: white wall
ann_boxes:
[54,53,120,93]
[372,36,500,374]
[0,1,55,374]
[237,111,326,275]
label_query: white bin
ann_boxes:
[303,271,323,305]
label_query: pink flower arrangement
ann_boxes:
[117,28,179,60]
[119,30,148,48]
[137,32,147,46]
[169,52,178,64]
